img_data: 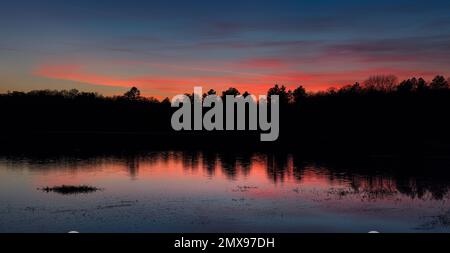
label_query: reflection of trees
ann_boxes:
[158,151,171,165]
[394,177,450,200]
[181,151,200,171]
[292,156,307,181]
[237,154,252,177]
[3,150,450,201]
[202,151,218,176]
[266,153,290,183]
[219,153,238,179]
[125,155,140,179]
[264,153,450,200]
[304,158,450,201]
[202,152,254,179]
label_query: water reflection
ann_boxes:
[1,151,450,232]
[2,151,450,200]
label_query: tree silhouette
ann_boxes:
[207,89,217,96]
[397,79,415,93]
[242,91,251,98]
[416,77,428,92]
[124,87,141,100]
[430,75,449,90]
[292,85,307,103]
[1,74,450,156]
[203,89,217,99]
[222,87,240,98]
[161,97,171,105]
[267,84,292,104]
[363,75,398,91]
[338,82,362,95]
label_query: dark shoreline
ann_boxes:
[0,131,445,157]
[2,79,450,157]
[2,130,450,163]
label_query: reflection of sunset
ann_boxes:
[25,152,450,204]
[2,151,450,232]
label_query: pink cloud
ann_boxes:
[34,63,446,99]
[34,64,132,88]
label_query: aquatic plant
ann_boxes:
[40,185,101,195]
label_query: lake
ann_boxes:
[1,150,449,233]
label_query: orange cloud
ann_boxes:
[34,63,443,99]
[34,64,131,87]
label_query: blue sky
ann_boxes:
[1,0,450,98]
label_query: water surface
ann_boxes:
[1,151,450,233]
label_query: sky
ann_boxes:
[1,0,450,99]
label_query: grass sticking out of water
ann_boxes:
[40,185,101,195]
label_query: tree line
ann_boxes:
[2,74,449,104]
[1,74,450,154]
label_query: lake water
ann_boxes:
[1,151,450,233]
